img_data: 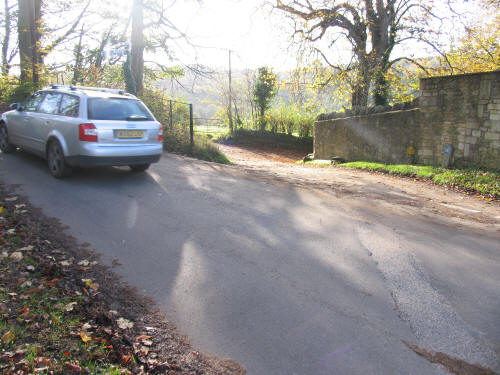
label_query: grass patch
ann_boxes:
[296,160,332,167]
[0,206,129,374]
[338,161,499,198]
[194,125,228,139]
[164,129,231,164]
[216,129,313,153]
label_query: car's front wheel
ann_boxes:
[0,124,15,153]
[129,164,150,172]
[47,140,72,178]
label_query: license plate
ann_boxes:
[115,130,144,139]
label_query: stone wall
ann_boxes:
[314,71,500,170]
[315,109,419,164]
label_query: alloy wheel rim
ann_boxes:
[49,144,62,174]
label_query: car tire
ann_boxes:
[0,124,15,154]
[129,164,150,172]
[47,140,72,178]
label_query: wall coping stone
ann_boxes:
[316,108,420,123]
[420,70,500,81]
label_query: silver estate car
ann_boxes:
[0,85,163,177]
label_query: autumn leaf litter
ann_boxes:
[0,182,245,375]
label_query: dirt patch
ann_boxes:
[216,144,500,231]
[0,182,246,374]
[404,341,499,375]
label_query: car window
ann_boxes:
[59,94,80,117]
[38,92,62,115]
[87,98,154,121]
[22,92,45,112]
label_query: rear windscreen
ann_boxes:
[87,98,154,121]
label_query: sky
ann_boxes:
[163,0,298,70]
[146,0,486,72]
[4,0,488,74]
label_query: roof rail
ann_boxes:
[48,84,135,98]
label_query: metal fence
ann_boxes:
[164,99,194,146]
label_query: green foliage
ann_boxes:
[164,129,231,164]
[216,128,313,153]
[253,67,277,130]
[267,102,316,137]
[0,74,47,107]
[339,162,499,197]
[141,88,230,164]
[432,169,500,196]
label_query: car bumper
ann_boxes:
[66,143,163,167]
[66,153,161,167]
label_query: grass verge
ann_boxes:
[337,161,499,199]
[164,130,231,164]
[0,185,245,375]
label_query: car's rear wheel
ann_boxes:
[129,164,150,172]
[0,124,15,153]
[47,140,72,178]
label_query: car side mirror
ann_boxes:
[9,103,21,111]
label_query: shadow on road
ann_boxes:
[1,150,499,374]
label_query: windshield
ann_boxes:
[87,98,154,121]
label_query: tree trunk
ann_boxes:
[259,108,266,132]
[130,0,144,96]
[2,0,11,75]
[18,0,42,84]
[373,69,389,106]
[351,66,371,107]
[72,25,85,84]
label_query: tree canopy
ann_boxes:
[275,0,479,107]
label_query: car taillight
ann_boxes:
[79,123,98,142]
[158,124,163,142]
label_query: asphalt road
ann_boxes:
[1,150,499,375]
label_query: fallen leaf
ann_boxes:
[45,279,59,287]
[9,252,23,261]
[78,260,90,267]
[139,346,149,355]
[34,357,51,367]
[26,265,35,272]
[79,331,91,343]
[18,246,33,252]
[20,280,32,288]
[63,351,71,358]
[117,318,134,330]
[17,306,29,313]
[81,322,92,331]
[83,279,99,290]
[65,363,82,373]
[137,335,152,341]
[5,196,18,202]
[0,206,3,214]
[2,331,15,344]
[1,251,7,258]
[59,260,71,267]
[64,302,77,312]
[121,354,132,363]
